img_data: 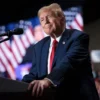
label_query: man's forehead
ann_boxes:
[39,10,52,17]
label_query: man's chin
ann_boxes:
[44,31,52,36]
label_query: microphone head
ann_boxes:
[13,28,24,35]
[8,28,24,37]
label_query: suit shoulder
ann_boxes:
[67,29,89,39]
[37,36,50,44]
[34,36,50,47]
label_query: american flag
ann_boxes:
[64,6,83,31]
[0,6,83,80]
[0,18,45,80]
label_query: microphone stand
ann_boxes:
[0,30,12,43]
[0,28,23,43]
[0,30,13,43]
[0,37,10,43]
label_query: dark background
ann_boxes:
[0,0,100,26]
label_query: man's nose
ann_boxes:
[45,17,49,23]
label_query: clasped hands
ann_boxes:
[27,78,54,97]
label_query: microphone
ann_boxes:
[0,28,24,37]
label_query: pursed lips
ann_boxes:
[44,24,51,29]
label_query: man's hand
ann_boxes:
[28,78,53,97]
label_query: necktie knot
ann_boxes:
[53,39,58,48]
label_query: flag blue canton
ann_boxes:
[64,6,82,26]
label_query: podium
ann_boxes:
[0,76,33,99]
[0,76,28,92]
[0,77,55,100]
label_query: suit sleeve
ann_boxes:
[46,33,90,86]
[22,46,37,83]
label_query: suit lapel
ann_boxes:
[52,29,70,67]
[40,38,50,75]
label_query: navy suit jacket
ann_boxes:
[22,29,99,100]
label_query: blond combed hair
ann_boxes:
[49,3,65,17]
[38,3,65,18]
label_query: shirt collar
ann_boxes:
[50,29,65,46]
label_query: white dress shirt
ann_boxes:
[47,35,62,74]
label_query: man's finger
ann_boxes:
[32,81,38,96]
[39,85,44,97]
[28,80,36,90]
[36,83,41,97]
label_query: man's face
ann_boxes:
[39,10,62,36]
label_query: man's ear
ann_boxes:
[60,16,66,25]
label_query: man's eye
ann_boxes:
[41,19,44,22]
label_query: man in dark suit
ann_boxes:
[22,3,99,100]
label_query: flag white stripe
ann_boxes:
[0,59,5,72]
[4,40,19,65]
[11,42,22,64]
[70,19,82,31]
[1,42,17,67]
[21,34,30,48]
[13,35,26,56]
[25,28,36,44]
[76,13,83,27]
[0,49,16,79]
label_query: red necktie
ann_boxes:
[50,39,58,72]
